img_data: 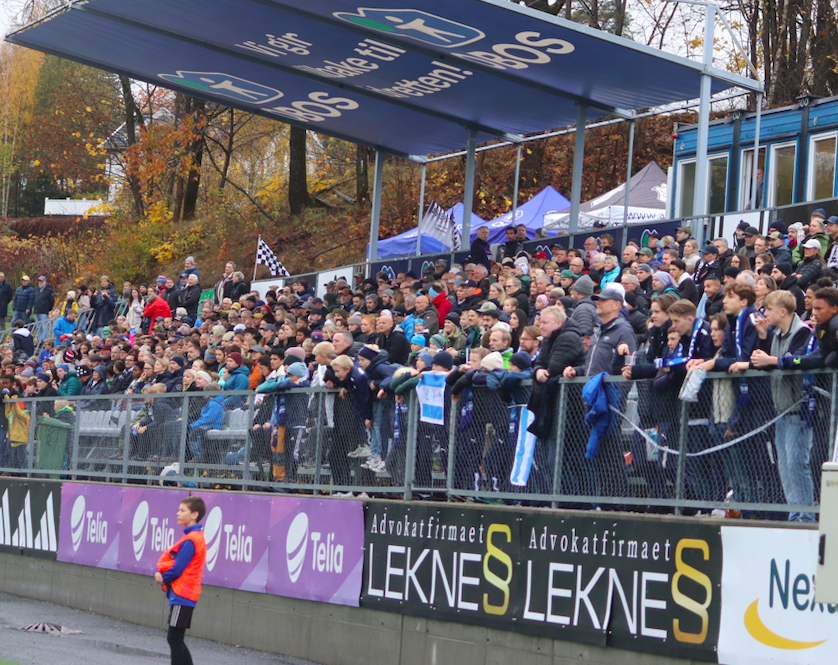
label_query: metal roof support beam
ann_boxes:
[512,144,522,228]
[621,119,635,251]
[751,93,763,209]
[462,129,478,248]
[416,164,427,257]
[368,150,384,266]
[568,103,587,240]
[691,4,714,240]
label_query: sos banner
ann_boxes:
[361,504,722,661]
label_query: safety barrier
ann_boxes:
[4,367,835,518]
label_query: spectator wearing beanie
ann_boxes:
[569,275,596,337]
[770,262,805,315]
[442,312,466,351]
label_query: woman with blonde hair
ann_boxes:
[487,282,507,309]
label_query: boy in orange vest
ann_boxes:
[154,496,207,665]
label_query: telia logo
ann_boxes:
[70,494,108,553]
[286,512,308,583]
[204,506,223,571]
[70,495,86,552]
[132,501,149,561]
[131,501,174,561]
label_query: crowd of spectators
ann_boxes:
[1,214,837,520]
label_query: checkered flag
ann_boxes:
[255,237,289,276]
[419,201,460,251]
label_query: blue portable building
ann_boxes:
[672,95,838,219]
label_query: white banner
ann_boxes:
[718,526,833,665]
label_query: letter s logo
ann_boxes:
[483,524,512,616]
[672,539,712,644]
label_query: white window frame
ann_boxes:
[707,153,730,215]
[739,146,766,210]
[767,140,797,208]
[676,158,696,218]
[807,131,838,201]
[676,153,728,217]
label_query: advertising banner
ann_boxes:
[0,478,60,559]
[362,504,722,661]
[192,492,271,593]
[117,487,187,575]
[57,483,122,569]
[267,497,364,606]
[718,527,835,665]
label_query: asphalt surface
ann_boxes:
[0,592,319,665]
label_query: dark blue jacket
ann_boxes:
[0,279,13,314]
[91,285,117,328]
[12,327,34,357]
[582,372,621,459]
[365,351,398,390]
[270,378,311,428]
[13,284,34,312]
[32,284,54,315]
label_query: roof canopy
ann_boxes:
[8,0,759,159]
[544,161,668,230]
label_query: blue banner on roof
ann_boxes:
[8,0,747,158]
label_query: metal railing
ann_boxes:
[1,301,132,353]
[3,369,835,519]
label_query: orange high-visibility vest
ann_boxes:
[157,529,206,603]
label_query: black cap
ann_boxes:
[392,304,407,316]
[737,220,750,231]
[724,266,741,279]
[701,244,719,255]
[463,279,479,288]
[775,262,793,277]
[744,226,760,237]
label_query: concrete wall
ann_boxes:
[0,551,704,665]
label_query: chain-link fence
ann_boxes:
[3,369,836,518]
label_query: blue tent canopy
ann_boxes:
[7,0,756,159]
[371,202,485,259]
[483,186,570,243]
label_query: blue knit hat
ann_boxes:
[410,334,426,346]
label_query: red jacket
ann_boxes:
[433,291,452,328]
[143,298,172,321]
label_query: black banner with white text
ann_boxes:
[361,503,722,661]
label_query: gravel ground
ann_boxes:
[0,592,319,665]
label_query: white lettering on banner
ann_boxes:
[266,93,360,123]
[310,531,344,573]
[718,527,836,665]
[455,31,575,71]
[235,32,313,57]
[132,500,174,561]
[365,62,473,99]
[0,488,57,552]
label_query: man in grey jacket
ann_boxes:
[568,274,597,337]
[750,290,815,522]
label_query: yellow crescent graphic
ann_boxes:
[744,599,827,650]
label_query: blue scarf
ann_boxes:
[735,307,753,406]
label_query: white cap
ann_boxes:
[803,238,823,250]
[789,222,804,232]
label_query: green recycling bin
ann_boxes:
[35,416,73,478]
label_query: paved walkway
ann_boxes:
[0,592,319,665]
